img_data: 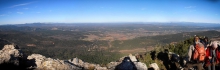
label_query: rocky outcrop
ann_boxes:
[27,54,82,70]
[129,54,138,62]
[107,62,120,70]
[0,45,22,65]
[69,57,108,70]
[134,62,148,70]
[0,45,27,70]
[149,63,159,70]
[113,55,148,70]
[0,44,149,70]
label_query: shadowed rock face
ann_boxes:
[0,44,148,70]
[115,57,137,70]
[114,56,148,70]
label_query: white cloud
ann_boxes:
[17,12,23,14]
[185,6,196,8]
[9,2,35,8]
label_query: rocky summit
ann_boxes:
[0,44,151,70]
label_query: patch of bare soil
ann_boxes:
[83,34,100,41]
[119,48,147,53]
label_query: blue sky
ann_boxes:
[0,0,220,24]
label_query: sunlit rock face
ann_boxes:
[0,45,22,64]
[134,62,148,70]
[27,54,82,70]
[149,63,159,70]
[0,45,27,70]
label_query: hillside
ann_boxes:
[1,24,220,69]
[1,24,220,65]
[1,34,220,70]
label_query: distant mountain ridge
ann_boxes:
[2,22,220,28]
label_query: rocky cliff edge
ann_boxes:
[0,44,151,70]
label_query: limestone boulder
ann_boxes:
[27,54,82,70]
[0,45,23,65]
[133,62,148,70]
[149,63,159,70]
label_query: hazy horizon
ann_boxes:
[0,0,220,24]
[1,21,220,26]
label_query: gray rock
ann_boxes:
[0,45,23,65]
[0,44,150,70]
[129,54,137,62]
[72,57,79,64]
[115,57,137,70]
[27,54,82,70]
[107,62,121,70]
[71,57,84,67]
[149,63,159,70]
[133,62,148,70]
[95,65,108,70]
